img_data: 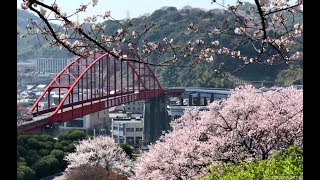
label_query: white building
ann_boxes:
[36,57,72,74]
[36,84,46,92]
[59,109,109,135]
[17,61,36,71]
[124,100,144,114]
[167,105,209,119]
[111,117,143,146]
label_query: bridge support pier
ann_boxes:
[179,97,183,105]
[189,95,193,106]
[210,94,214,103]
[143,94,169,145]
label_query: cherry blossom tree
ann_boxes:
[65,136,134,177]
[19,0,303,72]
[65,164,127,180]
[133,85,303,179]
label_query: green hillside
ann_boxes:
[17,4,302,87]
[17,9,73,60]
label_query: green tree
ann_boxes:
[38,149,50,157]
[201,146,303,180]
[32,155,60,179]
[275,66,303,87]
[59,139,72,146]
[17,145,27,157]
[36,134,55,143]
[119,143,133,159]
[53,142,64,151]
[43,141,54,150]
[24,149,41,165]
[26,137,41,149]
[51,149,67,171]
[64,143,76,152]
[17,162,36,180]
[69,130,85,141]
[58,129,85,141]
[17,133,79,178]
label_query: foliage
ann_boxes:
[59,139,72,146]
[50,149,65,159]
[201,146,303,180]
[158,62,237,88]
[32,155,60,178]
[17,131,82,179]
[17,161,36,180]
[50,149,67,167]
[25,149,41,165]
[17,10,72,60]
[18,0,302,84]
[57,129,85,142]
[275,65,303,87]
[65,136,134,177]
[38,149,50,157]
[64,143,76,152]
[133,85,303,179]
[119,143,134,159]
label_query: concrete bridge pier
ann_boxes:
[188,93,202,106]
[210,94,214,103]
[179,97,183,105]
[189,94,193,106]
[143,94,169,145]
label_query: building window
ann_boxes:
[113,126,118,130]
[119,137,124,143]
[66,119,83,127]
[136,128,143,131]
[135,136,142,145]
[126,137,134,146]
[126,128,134,132]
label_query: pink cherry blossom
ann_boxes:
[133,85,302,179]
[19,0,303,69]
[65,136,134,177]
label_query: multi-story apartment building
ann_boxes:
[36,57,72,74]
[124,100,144,114]
[58,109,110,135]
[111,117,143,147]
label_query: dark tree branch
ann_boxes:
[254,0,267,39]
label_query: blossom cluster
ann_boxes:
[65,136,133,176]
[19,0,303,71]
[133,85,303,179]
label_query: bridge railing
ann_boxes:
[19,51,165,132]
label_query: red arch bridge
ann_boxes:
[17,51,183,132]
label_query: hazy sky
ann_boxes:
[17,0,245,20]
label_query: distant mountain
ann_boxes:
[17,5,302,87]
[17,9,72,61]
[17,9,40,33]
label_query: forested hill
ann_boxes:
[17,4,302,87]
[17,9,73,60]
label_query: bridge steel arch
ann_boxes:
[21,51,163,132]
